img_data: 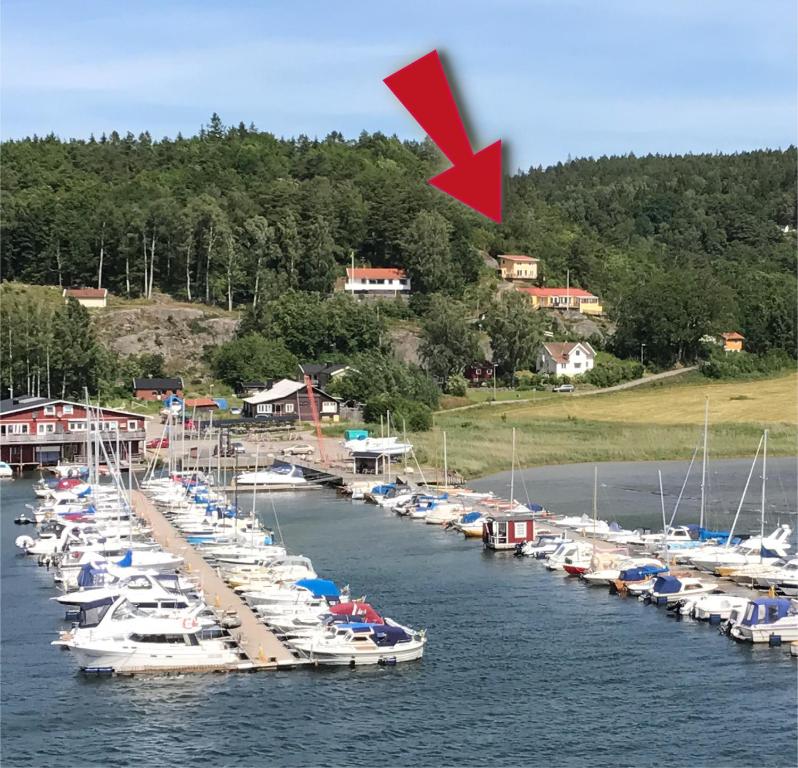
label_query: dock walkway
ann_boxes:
[132,490,301,670]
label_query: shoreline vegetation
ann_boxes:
[408,372,797,479]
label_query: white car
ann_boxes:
[281,444,315,457]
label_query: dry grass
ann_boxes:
[411,373,797,478]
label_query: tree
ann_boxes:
[401,211,454,294]
[419,294,479,385]
[484,291,546,382]
[210,334,298,389]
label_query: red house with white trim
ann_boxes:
[0,396,146,471]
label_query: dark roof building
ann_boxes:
[298,363,350,389]
[133,377,184,401]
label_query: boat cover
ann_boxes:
[460,511,483,524]
[77,562,108,588]
[328,602,382,623]
[115,550,133,568]
[527,503,544,512]
[620,564,667,581]
[652,575,682,594]
[741,598,792,627]
[295,578,339,598]
[337,623,411,645]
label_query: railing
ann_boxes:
[1,430,146,445]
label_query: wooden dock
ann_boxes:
[131,490,303,670]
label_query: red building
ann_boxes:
[482,514,536,550]
[0,396,146,470]
[133,377,184,401]
[464,362,495,387]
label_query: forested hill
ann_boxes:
[2,115,796,361]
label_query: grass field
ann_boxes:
[411,373,797,478]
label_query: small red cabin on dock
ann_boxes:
[482,514,536,550]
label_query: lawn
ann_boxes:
[411,373,797,479]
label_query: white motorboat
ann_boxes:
[241,576,338,609]
[582,555,665,586]
[545,541,594,572]
[288,620,425,666]
[750,559,798,590]
[54,572,200,612]
[729,598,798,643]
[515,533,572,558]
[235,464,308,488]
[692,594,750,621]
[690,526,793,573]
[343,436,413,457]
[54,597,246,672]
[648,575,719,604]
[0,460,13,478]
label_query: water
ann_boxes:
[2,458,797,768]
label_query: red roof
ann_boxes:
[498,254,539,263]
[519,286,597,299]
[346,267,407,280]
[542,342,595,363]
[64,288,108,299]
[721,332,745,341]
[184,397,219,409]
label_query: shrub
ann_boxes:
[584,352,643,388]
[363,394,433,432]
[446,373,468,397]
[700,349,794,379]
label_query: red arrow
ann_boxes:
[384,50,502,223]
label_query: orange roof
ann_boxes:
[346,267,407,280]
[721,332,745,340]
[519,286,597,299]
[184,397,218,409]
[497,254,539,263]
[64,288,108,298]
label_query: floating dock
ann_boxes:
[132,490,306,671]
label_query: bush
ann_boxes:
[363,394,433,432]
[584,352,643,388]
[446,373,468,397]
[700,349,794,379]
[515,370,545,390]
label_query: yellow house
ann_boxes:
[497,254,539,281]
[63,288,108,308]
[519,286,603,316]
[721,332,745,352]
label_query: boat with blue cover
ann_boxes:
[729,598,798,643]
[647,574,719,604]
[288,620,426,666]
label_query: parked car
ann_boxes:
[146,437,170,449]
[281,443,315,457]
[231,441,246,454]
[213,441,246,457]
[230,407,242,416]
[552,383,575,393]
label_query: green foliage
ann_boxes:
[363,394,433,432]
[209,334,298,389]
[484,291,546,380]
[584,351,644,387]
[327,350,439,410]
[419,294,480,385]
[445,373,468,397]
[240,290,385,360]
[515,370,546,390]
[700,349,794,379]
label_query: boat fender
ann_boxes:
[15,535,35,550]
[182,618,198,630]
[708,614,721,625]
[768,635,782,647]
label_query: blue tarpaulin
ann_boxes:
[295,578,340,598]
[652,575,682,594]
[213,398,228,411]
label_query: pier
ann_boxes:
[132,490,304,670]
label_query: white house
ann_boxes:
[342,267,410,297]
[536,342,595,377]
[63,288,108,308]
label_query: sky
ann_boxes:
[2,0,796,170]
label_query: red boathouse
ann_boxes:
[482,514,536,550]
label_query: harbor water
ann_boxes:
[2,458,797,767]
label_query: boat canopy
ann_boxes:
[336,622,411,645]
[741,598,792,627]
[460,511,483,524]
[328,601,382,623]
[652,575,682,594]
[77,562,108,588]
[116,550,133,568]
[620,564,666,581]
[295,578,339,598]
[78,596,115,628]
[527,503,544,512]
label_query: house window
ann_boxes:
[100,421,118,431]
[43,405,56,416]
[62,404,74,414]
[514,522,527,539]
[284,403,295,414]
[68,421,86,431]
[127,420,138,431]
[321,401,337,414]
[37,422,56,434]
[574,363,581,369]
[1,423,29,435]
[257,404,272,414]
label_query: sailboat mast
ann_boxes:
[699,397,708,529]
[659,470,668,566]
[592,465,598,540]
[509,427,516,504]
[760,429,767,560]
[443,431,448,488]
